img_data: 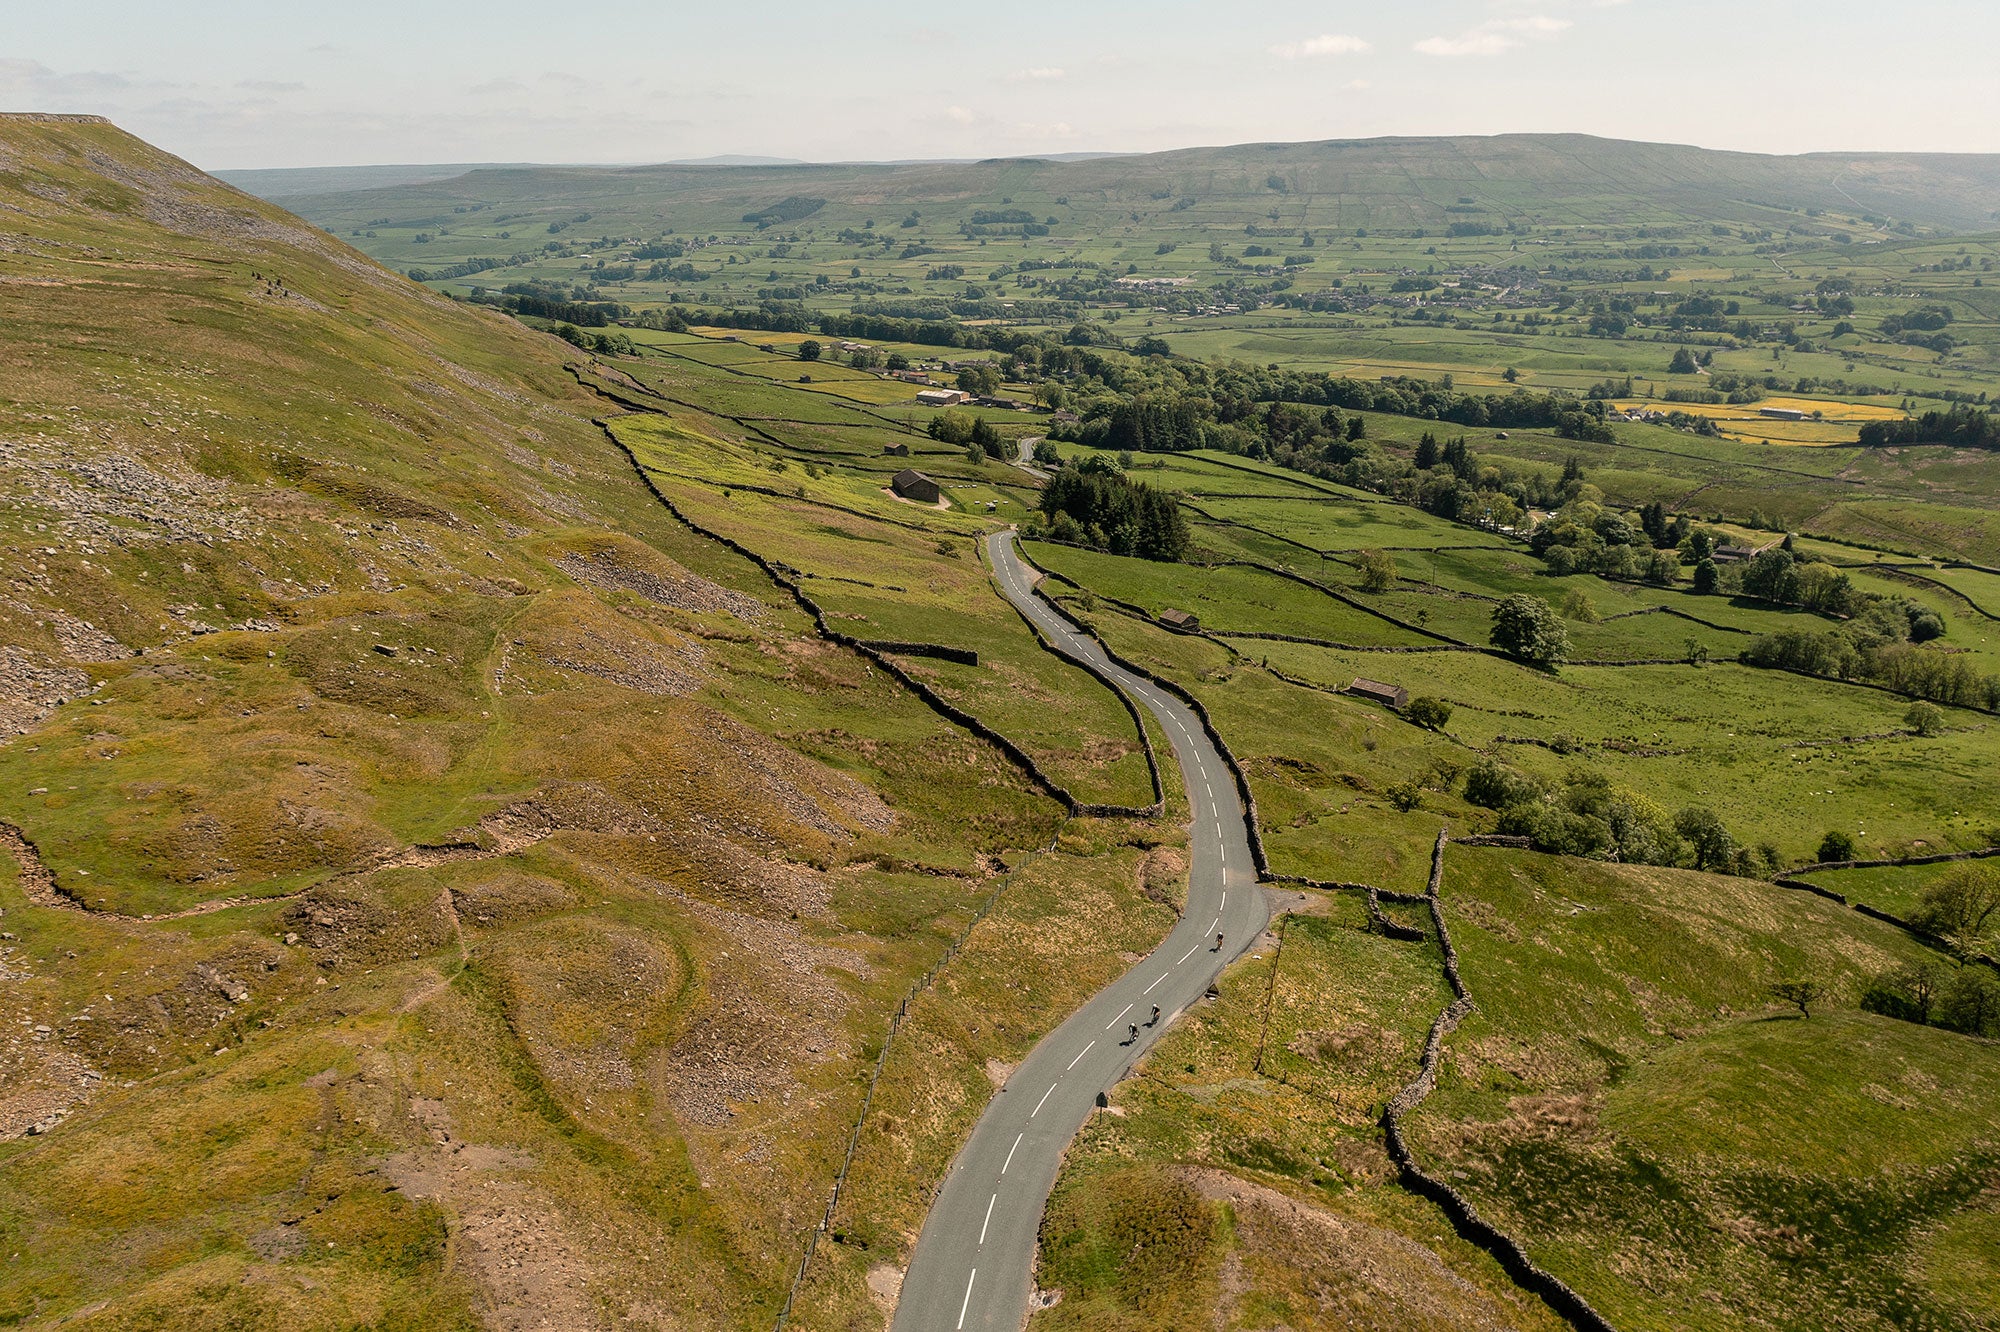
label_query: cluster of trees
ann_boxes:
[1727,566,1992,706]
[484,282,625,327]
[1862,864,2000,1037]
[741,196,826,227]
[1863,960,2000,1038]
[551,324,635,356]
[1035,458,1191,561]
[925,409,1006,458]
[1858,406,2000,450]
[1529,481,1694,582]
[1736,547,1861,614]
[1463,761,1763,871]
[409,253,531,283]
[1742,625,2000,709]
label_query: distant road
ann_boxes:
[1011,437,1051,480]
[891,531,1269,1331]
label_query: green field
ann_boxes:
[8,115,2000,1332]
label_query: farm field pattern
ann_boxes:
[0,114,1995,1332]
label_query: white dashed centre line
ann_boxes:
[1177,943,1200,964]
[1143,972,1169,995]
[1106,1003,1134,1030]
[1002,1132,1023,1174]
[1031,1084,1056,1117]
[980,1193,997,1246]
[957,1269,977,1329]
[1066,1041,1095,1071]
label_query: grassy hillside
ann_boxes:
[271,133,2000,237]
[0,114,1182,1329]
[278,130,2000,469]
[6,112,1998,1332]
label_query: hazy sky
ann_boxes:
[5,1,1998,169]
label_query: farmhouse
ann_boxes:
[1349,678,1409,710]
[1712,544,1757,564]
[1759,407,1808,421]
[916,388,969,407]
[891,469,941,504]
[1158,608,1201,632]
[891,369,933,384]
[882,441,910,456]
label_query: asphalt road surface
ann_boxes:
[891,531,1268,1331]
[1010,436,1051,480]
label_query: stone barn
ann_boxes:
[892,469,942,504]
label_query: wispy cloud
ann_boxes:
[1008,66,1066,82]
[1414,15,1571,57]
[1270,33,1372,60]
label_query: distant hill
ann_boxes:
[214,161,542,197]
[279,132,2000,235]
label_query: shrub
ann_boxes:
[1405,696,1453,730]
[1816,830,1858,864]
[1909,865,2000,956]
[1674,806,1736,871]
[1905,700,1945,736]
[1355,548,1397,594]
[1935,968,2000,1037]
[1862,961,1942,1024]
[1496,802,1611,858]
[1490,594,1571,667]
[1386,780,1424,812]
[1463,759,1538,810]
[1559,587,1600,623]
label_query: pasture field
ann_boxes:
[1412,851,2000,1331]
[10,115,2000,1332]
[1023,523,2000,864]
[282,134,2000,427]
[1792,857,1999,922]
[613,421,1158,810]
[1033,846,1996,1331]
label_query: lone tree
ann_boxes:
[1668,346,1700,374]
[1406,696,1454,731]
[1905,700,1945,736]
[1675,805,1736,871]
[1770,978,1826,1017]
[1692,557,1720,595]
[1560,587,1600,623]
[797,339,822,361]
[1911,865,2000,958]
[1816,830,1858,864]
[1491,594,1571,667]
[1356,548,1397,594]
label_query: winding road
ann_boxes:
[891,532,1268,1331]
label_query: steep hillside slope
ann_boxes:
[0,114,1170,1329]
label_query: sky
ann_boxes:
[4,1,1999,170]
